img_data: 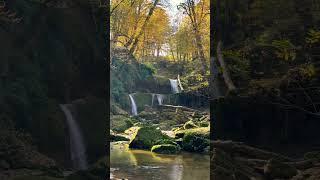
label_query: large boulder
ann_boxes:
[129,126,171,150]
[180,127,210,152]
[151,144,181,154]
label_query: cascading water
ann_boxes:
[129,94,138,116]
[169,79,180,93]
[151,93,156,107]
[156,94,164,105]
[60,104,88,170]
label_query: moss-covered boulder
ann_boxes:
[181,127,210,152]
[110,115,134,133]
[129,126,171,150]
[197,121,210,127]
[183,120,199,129]
[151,144,181,154]
[110,131,129,142]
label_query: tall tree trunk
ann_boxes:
[215,0,236,91]
[194,27,208,74]
[216,41,235,91]
[129,0,160,54]
[171,49,176,61]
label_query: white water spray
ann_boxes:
[169,79,180,93]
[151,93,156,107]
[129,94,138,116]
[60,104,88,170]
[156,94,164,105]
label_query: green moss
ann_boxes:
[183,120,199,129]
[154,138,178,146]
[110,133,130,142]
[180,127,210,152]
[110,115,134,133]
[151,144,181,154]
[129,126,171,150]
[198,121,210,127]
[175,127,209,138]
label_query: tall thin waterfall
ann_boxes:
[151,93,156,107]
[156,94,164,105]
[60,104,88,170]
[169,79,180,93]
[129,94,138,116]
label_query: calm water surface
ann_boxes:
[110,142,210,180]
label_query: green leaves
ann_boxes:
[306,29,320,45]
[271,40,296,61]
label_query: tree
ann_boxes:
[178,0,209,74]
[215,0,236,91]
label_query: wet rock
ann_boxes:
[183,120,198,129]
[182,128,210,152]
[129,126,171,150]
[151,144,181,154]
[110,131,130,142]
[264,159,297,179]
[110,115,134,133]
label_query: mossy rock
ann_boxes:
[110,101,128,115]
[263,159,297,179]
[198,121,210,127]
[175,127,209,139]
[129,126,171,150]
[154,138,178,146]
[181,127,210,152]
[183,120,199,129]
[151,144,181,154]
[138,111,158,120]
[110,133,130,142]
[110,115,134,133]
[130,93,153,112]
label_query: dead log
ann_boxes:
[212,140,295,162]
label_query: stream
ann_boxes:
[110,142,210,180]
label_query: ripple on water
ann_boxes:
[110,143,210,180]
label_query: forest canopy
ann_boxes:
[110,0,210,79]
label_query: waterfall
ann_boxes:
[156,94,164,105]
[60,104,88,170]
[151,93,155,107]
[169,79,180,93]
[129,94,138,116]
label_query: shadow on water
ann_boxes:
[110,142,210,180]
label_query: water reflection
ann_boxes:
[110,142,209,180]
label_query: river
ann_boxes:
[110,142,210,180]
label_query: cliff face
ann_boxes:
[0,0,107,169]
